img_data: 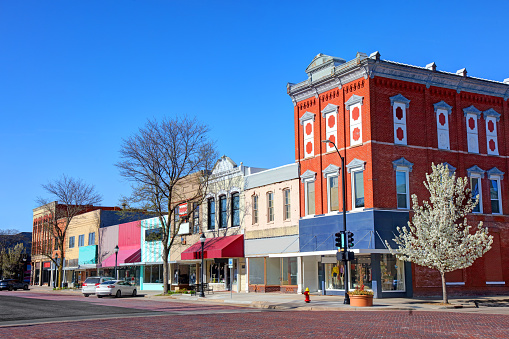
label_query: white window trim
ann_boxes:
[303,178,316,217]
[350,169,364,211]
[325,173,340,214]
[283,188,291,221]
[395,167,410,210]
[267,191,274,223]
[489,176,502,215]
[469,175,483,214]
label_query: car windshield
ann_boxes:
[101,281,117,285]
[84,278,100,284]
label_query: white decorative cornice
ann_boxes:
[322,164,340,178]
[433,100,452,114]
[389,94,410,108]
[467,165,485,178]
[346,158,366,173]
[300,170,317,183]
[463,105,482,118]
[299,111,315,125]
[442,162,456,173]
[488,167,505,180]
[321,103,338,117]
[392,157,413,172]
[483,108,501,122]
[345,94,364,111]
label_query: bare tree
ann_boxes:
[116,116,217,294]
[36,175,102,288]
[1,243,25,280]
[0,229,23,279]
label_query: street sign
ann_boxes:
[228,258,233,268]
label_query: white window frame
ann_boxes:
[252,194,259,225]
[395,169,410,210]
[301,170,317,217]
[489,177,502,215]
[323,164,340,214]
[470,176,483,213]
[283,188,291,220]
[267,191,274,223]
[346,159,366,211]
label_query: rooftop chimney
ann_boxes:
[425,62,437,71]
[456,68,467,77]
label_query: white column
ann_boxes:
[297,256,303,294]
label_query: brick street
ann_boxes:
[2,310,509,338]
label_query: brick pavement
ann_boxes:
[1,311,508,338]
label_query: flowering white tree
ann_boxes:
[387,163,493,304]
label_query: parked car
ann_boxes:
[82,277,113,297]
[96,280,137,298]
[0,279,29,291]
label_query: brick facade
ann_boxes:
[288,52,509,297]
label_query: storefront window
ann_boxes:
[381,254,405,291]
[143,265,161,284]
[281,257,297,285]
[325,262,345,289]
[350,255,372,290]
[248,258,264,285]
[266,258,280,285]
[209,262,226,283]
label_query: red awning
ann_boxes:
[181,235,244,260]
[101,248,141,267]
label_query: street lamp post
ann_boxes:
[322,139,350,304]
[114,245,119,280]
[200,233,206,298]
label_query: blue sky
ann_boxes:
[1,1,508,232]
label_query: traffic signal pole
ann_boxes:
[323,139,350,305]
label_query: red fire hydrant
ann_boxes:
[304,287,310,303]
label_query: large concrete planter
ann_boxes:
[349,294,373,307]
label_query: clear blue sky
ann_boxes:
[1,1,507,232]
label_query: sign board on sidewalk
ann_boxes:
[228,258,233,268]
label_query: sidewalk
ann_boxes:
[27,285,509,314]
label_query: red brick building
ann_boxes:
[287,51,509,297]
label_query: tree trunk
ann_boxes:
[58,265,63,288]
[163,247,169,294]
[440,271,448,304]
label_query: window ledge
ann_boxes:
[446,282,465,286]
[486,281,505,285]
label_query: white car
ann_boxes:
[96,280,137,298]
[82,277,112,297]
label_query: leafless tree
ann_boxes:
[116,116,217,294]
[0,229,23,279]
[36,175,102,288]
[1,243,26,280]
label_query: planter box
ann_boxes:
[349,294,373,307]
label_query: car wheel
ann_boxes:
[23,285,28,290]
[132,289,137,297]
[84,294,89,297]
[97,295,103,298]
[115,290,121,298]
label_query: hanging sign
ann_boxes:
[178,203,188,216]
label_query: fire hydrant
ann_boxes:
[304,287,310,303]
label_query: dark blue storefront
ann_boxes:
[299,209,413,298]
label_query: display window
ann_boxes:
[325,262,345,290]
[381,254,405,291]
[350,256,372,290]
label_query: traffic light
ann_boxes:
[334,232,344,248]
[347,231,354,248]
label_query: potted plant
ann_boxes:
[348,284,374,307]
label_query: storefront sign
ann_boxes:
[178,203,188,216]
